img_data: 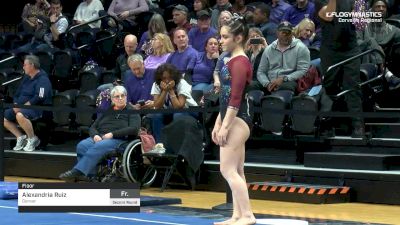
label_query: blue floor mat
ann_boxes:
[0,200,213,225]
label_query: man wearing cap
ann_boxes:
[188,10,218,52]
[257,21,310,94]
[170,4,192,37]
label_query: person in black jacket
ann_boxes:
[4,55,52,152]
[318,0,364,137]
[59,86,141,182]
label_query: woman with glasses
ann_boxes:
[59,86,141,182]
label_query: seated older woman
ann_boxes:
[59,86,141,182]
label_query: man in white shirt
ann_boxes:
[73,0,104,28]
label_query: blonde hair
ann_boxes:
[293,18,315,38]
[153,33,175,56]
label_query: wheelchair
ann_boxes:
[97,139,158,187]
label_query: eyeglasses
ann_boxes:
[112,94,126,99]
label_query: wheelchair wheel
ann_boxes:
[122,139,157,187]
[97,152,126,182]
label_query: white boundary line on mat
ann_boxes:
[0,205,188,225]
[0,205,18,209]
[70,213,189,225]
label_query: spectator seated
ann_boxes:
[4,55,52,152]
[16,0,69,53]
[59,86,141,182]
[167,29,198,75]
[106,0,149,34]
[256,21,310,135]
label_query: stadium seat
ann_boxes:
[308,47,320,61]
[75,89,100,129]
[34,51,53,75]
[52,89,80,126]
[291,95,319,134]
[4,71,23,102]
[101,70,117,84]
[79,71,100,92]
[248,90,264,106]
[75,30,96,49]
[261,90,294,134]
[0,52,18,72]
[53,50,76,91]
[95,29,116,60]
[2,33,22,50]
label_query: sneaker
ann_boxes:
[388,75,400,90]
[23,136,40,152]
[13,135,27,151]
[146,143,166,154]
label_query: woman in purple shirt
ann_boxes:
[191,36,220,93]
[143,33,174,70]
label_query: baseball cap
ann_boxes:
[278,21,294,32]
[174,4,189,14]
[197,10,210,19]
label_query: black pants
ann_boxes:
[321,49,362,126]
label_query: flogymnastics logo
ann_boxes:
[326,11,383,23]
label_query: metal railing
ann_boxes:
[65,15,120,50]
[326,48,387,98]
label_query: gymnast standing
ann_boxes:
[212,18,255,225]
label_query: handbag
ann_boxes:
[296,65,321,93]
[138,127,156,153]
